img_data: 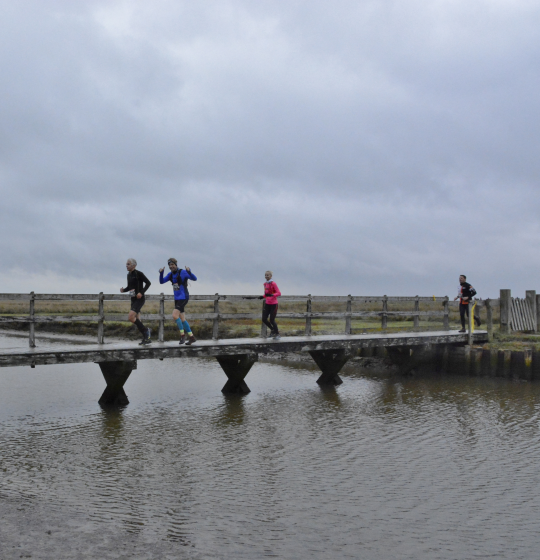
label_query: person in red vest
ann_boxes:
[260,270,282,340]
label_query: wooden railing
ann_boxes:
[0,292,492,346]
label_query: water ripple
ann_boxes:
[1,346,540,559]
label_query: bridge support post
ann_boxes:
[309,349,354,385]
[216,353,258,394]
[98,360,137,406]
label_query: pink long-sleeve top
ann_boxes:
[263,280,281,305]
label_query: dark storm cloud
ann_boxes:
[1,0,540,297]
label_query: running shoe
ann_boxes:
[139,328,152,345]
[185,335,197,346]
[274,334,281,340]
[458,328,466,333]
[179,334,186,345]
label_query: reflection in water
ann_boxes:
[216,394,246,427]
[1,343,540,559]
[317,383,343,406]
[99,407,126,440]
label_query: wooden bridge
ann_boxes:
[0,292,490,405]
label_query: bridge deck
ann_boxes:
[0,330,488,368]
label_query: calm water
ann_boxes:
[1,334,540,560]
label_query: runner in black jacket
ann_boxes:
[454,274,476,332]
[120,258,152,344]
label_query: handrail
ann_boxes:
[0,293,454,302]
[0,292,494,347]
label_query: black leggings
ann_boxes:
[459,302,469,328]
[262,303,279,334]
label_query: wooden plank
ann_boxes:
[516,298,526,331]
[0,293,454,303]
[537,294,540,332]
[443,297,449,330]
[0,330,490,368]
[524,298,535,331]
[500,290,512,333]
[382,296,388,329]
[97,292,104,344]
[517,299,525,331]
[158,293,165,342]
[468,304,473,345]
[309,296,350,302]
[0,293,32,301]
[485,299,493,340]
[0,310,447,323]
[511,299,520,331]
[526,291,537,332]
[517,298,526,331]
[520,299,528,330]
[527,299,536,331]
[510,299,517,331]
[34,294,101,301]
[345,295,352,335]
[305,295,312,336]
[212,294,220,340]
[519,299,527,331]
[413,296,419,328]
[29,292,35,348]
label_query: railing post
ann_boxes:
[526,290,537,333]
[97,292,104,344]
[213,294,220,340]
[500,289,512,334]
[537,294,540,333]
[305,295,312,336]
[158,293,165,342]
[443,296,449,330]
[413,295,419,328]
[29,291,35,348]
[382,295,388,330]
[485,299,493,341]
[468,301,473,346]
[345,295,352,335]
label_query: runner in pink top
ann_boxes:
[261,270,281,339]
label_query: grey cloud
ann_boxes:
[1,0,540,299]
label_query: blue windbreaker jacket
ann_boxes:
[159,269,197,300]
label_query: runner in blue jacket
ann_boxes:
[159,258,198,345]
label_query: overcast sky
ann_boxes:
[1,0,539,298]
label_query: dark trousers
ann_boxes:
[459,302,469,328]
[262,303,279,333]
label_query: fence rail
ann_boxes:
[0,293,452,302]
[0,292,497,347]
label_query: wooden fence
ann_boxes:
[0,292,463,347]
[498,289,539,333]
[510,298,536,331]
[7,288,540,346]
